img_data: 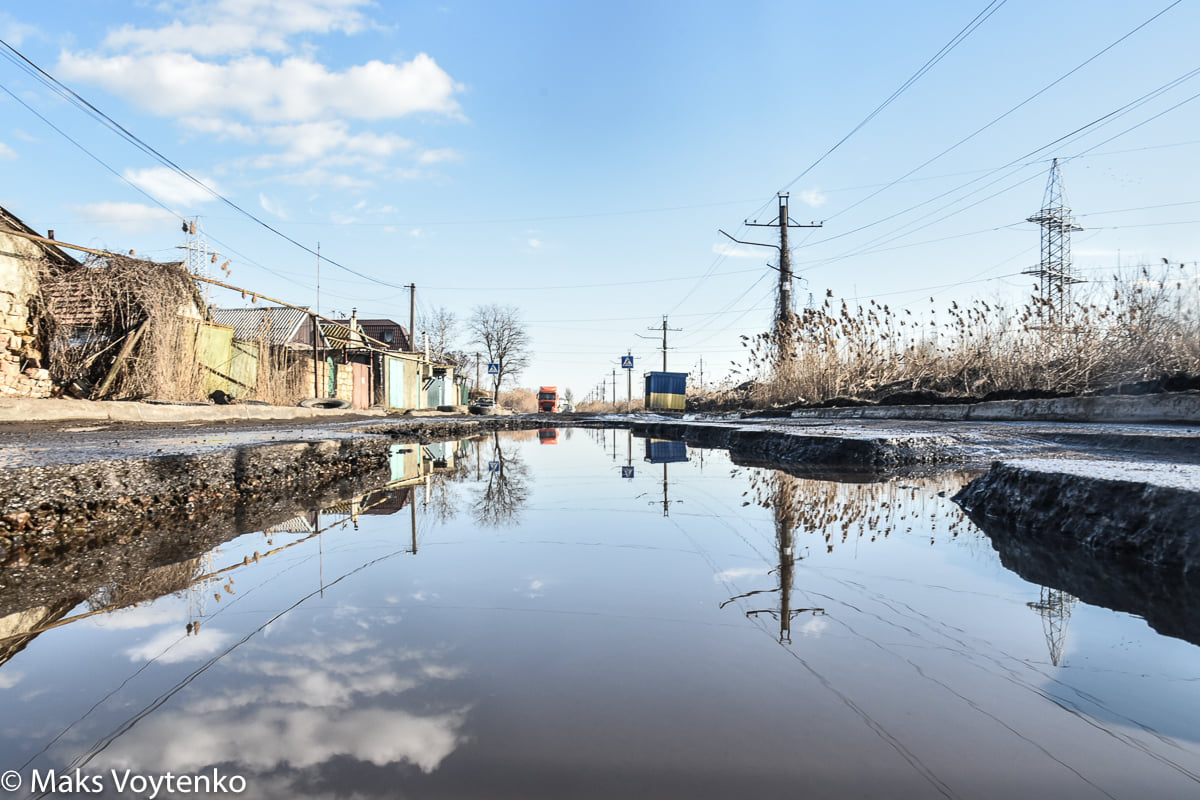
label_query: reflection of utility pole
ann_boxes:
[1028,586,1077,666]
[411,488,418,555]
[721,476,823,643]
[661,464,670,516]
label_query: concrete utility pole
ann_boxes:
[612,369,617,409]
[408,283,416,352]
[644,316,681,372]
[722,193,822,368]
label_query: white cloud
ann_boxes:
[0,13,38,47]
[72,202,180,234]
[277,167,373,190]
[798,188,827,208]
[527,238,542,249]
[124,166,219,206]
[712,242,762,259]
[259,192,288,218]
[89,604,184,630]
[418,147,461,165]
[58,52,462,124]
[800,616,828,637]
[0,142,15,160]
[101,0,375,57]
[713,566,767,582]
[97,705,466,774]
[0,671,23,690]
[125,626,235,664]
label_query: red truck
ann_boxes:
[537,386,558,413]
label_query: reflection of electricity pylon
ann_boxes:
[1027,586,1077,666]
[722,476,823,643]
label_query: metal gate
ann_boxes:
[352,360,370,409]
[386,357,405,409]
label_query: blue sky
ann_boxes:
[2,0,1198,400]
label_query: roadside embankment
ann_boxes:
[628,418,963,474]
[786,391,1200,425]
[955,459,1200,569]
[0,435,392,570]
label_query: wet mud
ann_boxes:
[955,461,1200,569]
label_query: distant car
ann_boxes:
[559,401,574,413]
[469,398,497,415]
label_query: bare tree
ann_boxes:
[468,304,531,397]
[422,306,458,358]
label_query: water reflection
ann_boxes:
[966,502,1200,650]
[3,432,1200,798]
[472,430,530,527]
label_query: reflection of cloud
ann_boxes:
[90,604,183,630]
[516,578,545,599]
[125,627,234,664]
[98,633,471,779]
[0,671,24,689]
[800,617,828,638]
[97,706,467,773]
[714,567,767,582]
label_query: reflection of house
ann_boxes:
[0,206,78,398]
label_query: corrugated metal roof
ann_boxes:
[211,307,314,346]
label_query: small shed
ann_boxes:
[644,371,688,412]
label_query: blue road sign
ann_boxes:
[488,460,501,472]
[621,355,634,369]
[621,466,635,479]
[487,363,499,375]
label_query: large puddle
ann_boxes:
[2,429,1199,798]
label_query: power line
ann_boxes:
[0,36,406,291]
[776,0,1009,197]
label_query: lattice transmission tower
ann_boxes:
[1028,586,1078,667]
[1024,159,1084,326]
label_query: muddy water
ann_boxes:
[1,429,1199,799]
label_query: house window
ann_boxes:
[383,330,394,344]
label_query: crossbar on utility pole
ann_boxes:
[722,193,822,367]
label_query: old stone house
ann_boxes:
[0,206,79,398]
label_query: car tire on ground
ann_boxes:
[298,397,353,410]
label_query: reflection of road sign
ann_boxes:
[488,461,501,472]
[621,355,634,369]
[487,363,499,375]
[621,466,635,479]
